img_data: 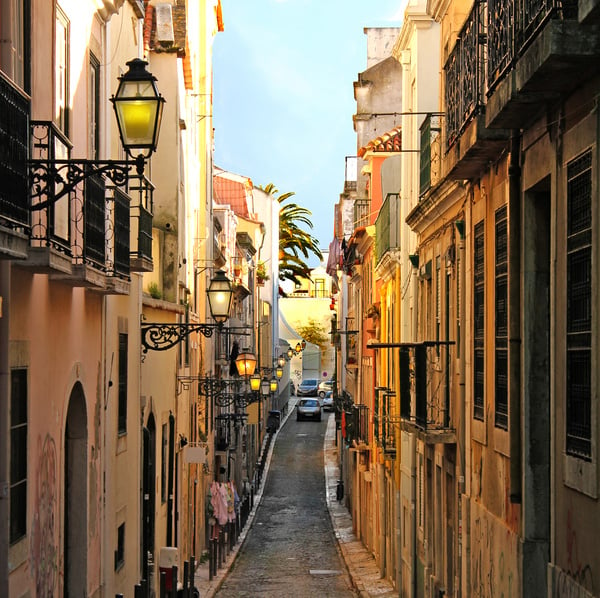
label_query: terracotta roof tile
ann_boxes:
[213,170,253,218]
[358,126,402,158]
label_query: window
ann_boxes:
[1,0,30,91]
[89,53,100,160]
[566,150,592,460]
[473,220,485,420]
[118,333,128,434]
[114,522,125,570]
[10,368,27,544]
[495,206,508,429]
[55,5,69,134]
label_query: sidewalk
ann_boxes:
[193,402,396,597]
[323,415,397,598]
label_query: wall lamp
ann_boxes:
[29,59,165,208]
[141,270,234,352]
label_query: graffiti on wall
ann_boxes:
[552,509,596,597]
[471,503,517,598]
[30,434,58,598]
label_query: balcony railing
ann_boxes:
[0,71,29,232]
[345,404,369,446]
[488,0,578,94]
[353,199,370,229]
[398,343,456,441]
[374,387,396,455]
[375,193,400,265]
[445,2,485,150]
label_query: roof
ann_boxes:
[358,126,402,158]
[213,169,253,218]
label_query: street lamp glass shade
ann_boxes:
[235,351,257,377]
[286,347,294,359]
[260,378,270,397]
[277,355,286,368]
[250,373,261,392]
[295,342,302,353]
[111,59,164,159]
[270,378,278,393]
[275,366,283,379]
[301,340,307,349]
[207,270,233,323]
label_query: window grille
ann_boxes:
[10,368,27,544]
[473,221,485,420]
[566,150,592,459]
[495,206,508,429]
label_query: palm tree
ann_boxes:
[261,183,323,285]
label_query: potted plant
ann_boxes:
[256,261,269,286]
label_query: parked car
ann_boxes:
[296,398,322,421]
[318,379,334,398]
[322,391,334,411]
[297,378,319,396]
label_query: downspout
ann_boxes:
[456,214,466,597]
[395,264,402,592]
[508,131,522,504]
[412,262,419,598]
[0,262,10,596]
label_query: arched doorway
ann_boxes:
[142,414,156,583]
[64,382,87,597]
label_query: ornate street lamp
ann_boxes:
[260,378,271,397]
[207,270,234,324]
[286,347,294,359]
[29,58,164,207]
[111,58,165,172]
[141,270,235,351]
[250,372,262,392]
[275,366,283,380]
[269,377,278,393]
[277,355,286,368]
[235,350,257,377]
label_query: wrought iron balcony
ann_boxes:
[444,3,509,180]
[375,192,400,266]
[374,388,397,456]
[0,71,30,259]
[353,199,370,230]
[486,0,597,128]
[344,403,370,447]
[398,343,456,443]
[25,121,153,291]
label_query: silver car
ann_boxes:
[322,391,334,412]
[296,398,322,421]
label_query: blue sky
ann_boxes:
[212,0,405,265]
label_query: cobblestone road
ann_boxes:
[215,411,356,597]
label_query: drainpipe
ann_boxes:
[456,214,466,598]
[508,131,522,504]
[0,262,10,596]
[412,263,419,598]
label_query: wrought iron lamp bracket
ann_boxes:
[141,322,221,352]
[29,157,145,210]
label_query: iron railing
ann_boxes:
[353,199,370,229]
[444,1,485,150]
[0,71,29,231]
[488,0,578,94]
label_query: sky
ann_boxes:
[212,0,405,266]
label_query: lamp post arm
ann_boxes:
[141,322,220,352]
[29,158,141,210]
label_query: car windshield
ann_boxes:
[300,380,318,386]
[300,399,318,407]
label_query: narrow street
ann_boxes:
[215,409,356,597]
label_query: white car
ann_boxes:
[322,391,334,411]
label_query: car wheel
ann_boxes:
[317,415,321,422]
[296,415,301,421]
